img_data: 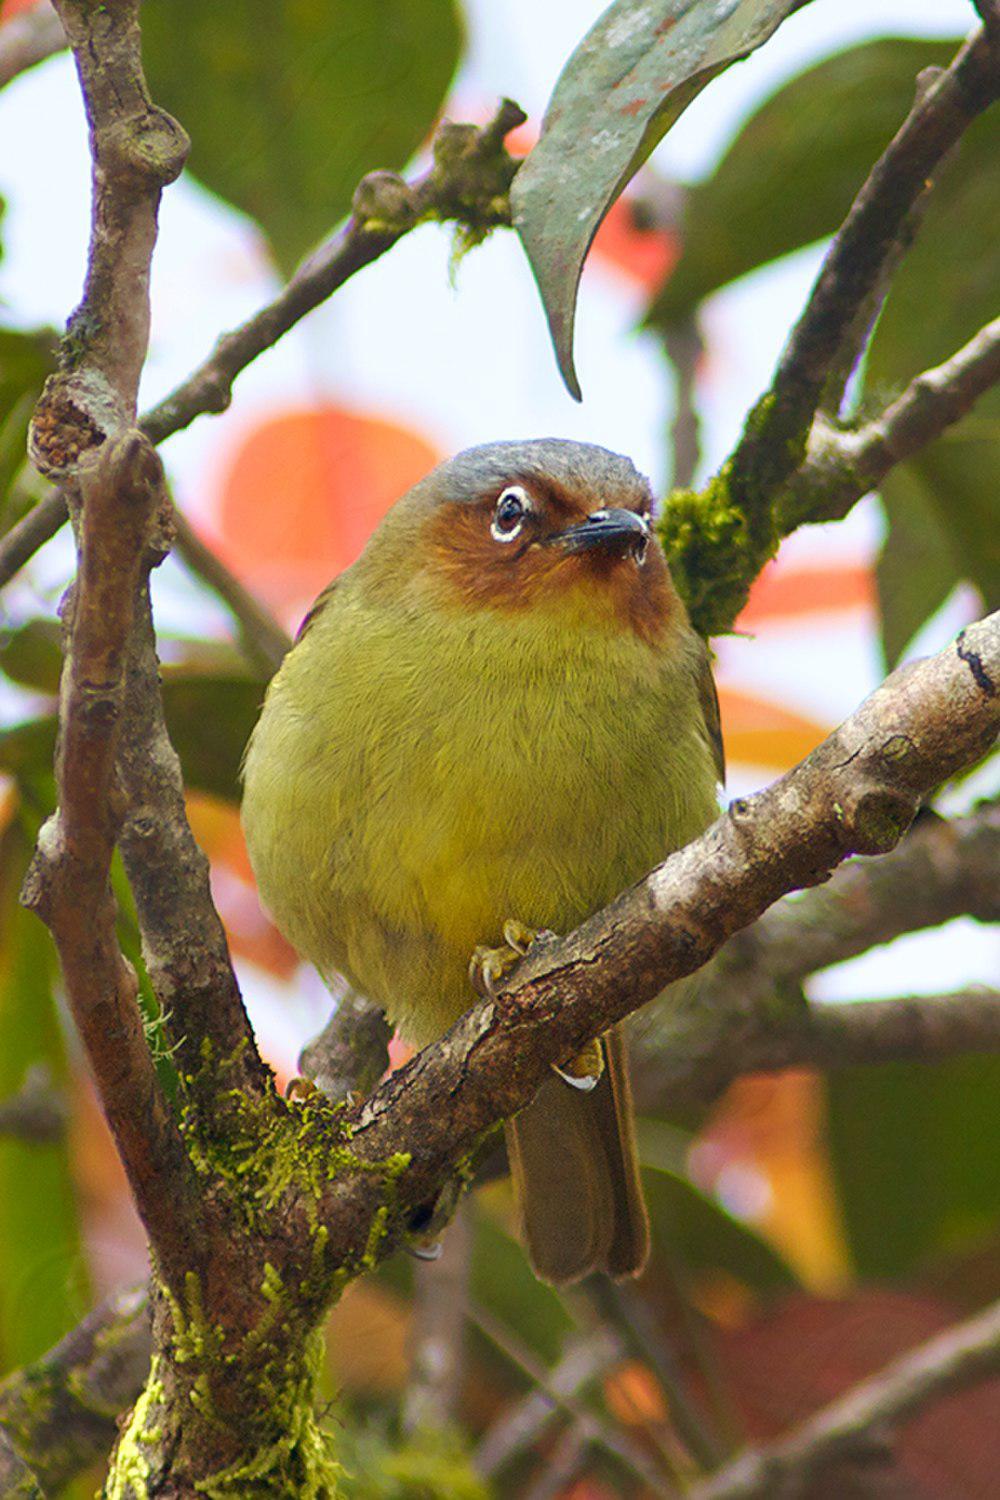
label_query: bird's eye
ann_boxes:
[490,486,530,544]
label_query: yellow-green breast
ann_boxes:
[241,569,720,1045]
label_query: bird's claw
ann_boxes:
[469,919,544,998]
[407,1239,443,1262]
[552,1035,605,1092]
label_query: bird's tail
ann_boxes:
[505,1024,649,1285]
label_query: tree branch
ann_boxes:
[690,1297,1000,1499]
[20,435,203,1281]
[0,0,64,92]
[140,98,526,448]
[298,987,391,1104]
[170,506,291,675]
[3,99,525,584]
[0,1288,150,1497]
[662,24,1000,636]
[0,487,68,589]
[0,1066,66,1143]
[782,314,1000,531]
[309,611,1000,1273]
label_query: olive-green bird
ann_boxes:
[241,439,723,1284]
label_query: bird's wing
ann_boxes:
[295,577,341,642]
[696,638,726,784]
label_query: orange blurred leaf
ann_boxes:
[211,406,441,619]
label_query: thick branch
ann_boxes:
[663,25,1000,635]
[21,436,202,1281]
[782,314,1000,530]
[0,1288,150,1496]
[311,612,1000,1270]
[0,0,64,91]
[690,1298,1000,1499]
[707,798,1000,994]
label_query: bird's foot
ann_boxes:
[469,918,546,998]
[553,1035,605,1093]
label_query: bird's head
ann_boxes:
[359,439,679,644]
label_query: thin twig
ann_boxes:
[141,98,526,448]
[0,1066,66,1143]
[0,0,64,91]
[0,488,68,589]
[589,1276,727,1470]
[663,24,1000,636]
[470,1300,679,1498]
[475,1327,619,1478]
[664,315,704,489]
[170,506,290,675]
[690,1297,1000,1499]
[403,1201,473,1435]
[2,100,526,587]
[781,314,1000,531]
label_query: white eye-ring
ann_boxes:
[490,485,532,544]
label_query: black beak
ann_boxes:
[549,508,650,562]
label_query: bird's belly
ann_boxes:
[244,610,719,1047]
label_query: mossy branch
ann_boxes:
[658,23,1000,637]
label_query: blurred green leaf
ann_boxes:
[866,108,1000,660]
[470,1204,573,1367]
[875,465,960,667]
[141,0,464,274]
[827,1054,1000,1280]
[0,618,62,696]
[513,0,800,397]
[0,823,87,1372]
[0,635,265,805]
[0,326,57,512]
[648,37,959,327]
[161,661,266,804]
[640,1159,796,1294]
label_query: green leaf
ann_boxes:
[0,327,58,514]
[648,37,960,327]
[0,618,62,696]
[141,0,464,274]
[469,1203,573,1366]
[511,0,801,398]
[640,1156,797,1294]
[866,107,1000,655]
[827,1055,1000,1280]
[0,638,265,805]
[875,465,962,667]
[161,658,266,805]
[0,824,87,1371]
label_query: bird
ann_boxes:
[241,438,723,1285]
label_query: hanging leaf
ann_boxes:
[141,0,464,274]
[647,36,959,328]
[866,108,1000,660]
[511,0,801,398]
